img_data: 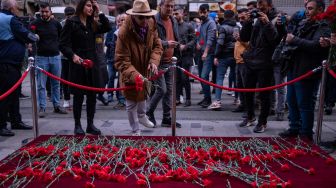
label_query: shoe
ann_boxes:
[113,102,126,110]
[199,90,203,94]
[208,101,221,110]
[54,106,68,114]
[139,116,155,128]
[97,95,108,106]
[253,123,267,133]
[132,130,141,136]
[200,98,212,108]
[241,112,248,118]
[86,122,101,135]
[197,98,206,105]
[184,100,191,107]
[39,108,46,118]
[146,112,156,126]
[107,95,113,103]
[63,100,70,108]
[238,117,256,127]
[276,112,284,121]
[279,129,299,138]
[176,100,182,106]
[180,95,184,104]
[0,128,15,136]
[232,99,240,105]
[226,91,233,96]
[11,122,32,130]
[74,123,85,135]
[161,118,182,128]
[19,93,30,99]
[325,105,333,115]
[232,106,244,113]
[269,109,276,116]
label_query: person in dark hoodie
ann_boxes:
[239,0,283,133]
[208,10,237,110]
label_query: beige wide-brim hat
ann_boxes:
[126,0,157,16]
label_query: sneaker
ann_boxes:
[63,100,70,108]
[39,108,46,118]
[253,123,267,133]
[113,102,126,110]
[232,99,240,106]
[161,118,182,128]
[132,130,141,136]
[54,106,68,114]
[208,101,221,110]
[180,95,184,104]
[279,129,299,138]
[238,117,256,127]
[139,116,155,128]
[97,95,109,106]
[276,112,284,121]
[107,95,113,103]
[226,91,233,96]
[197,98,206,105]
[146,112,156,126]
[200,98,212,108]
[184,100,191,107]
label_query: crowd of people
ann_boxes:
[0,0,335,139]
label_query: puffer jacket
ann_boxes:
[215,19,237,58]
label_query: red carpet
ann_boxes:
[0,135,336,188]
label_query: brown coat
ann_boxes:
[115,16,163,101]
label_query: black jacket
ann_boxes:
[215,19,237,59]
[177,21,196,57]
[240,8,280,70]
[289,20,330,79]
[154,13,181,62]
[60,14,111,94]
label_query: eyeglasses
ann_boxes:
[137,16,151,20]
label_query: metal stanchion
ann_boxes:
[316,60,328,144]
[171,57,177,137]
[28,57,39,139]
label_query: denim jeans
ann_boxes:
[36,55,61,108]
[200,54,214,99]
[287,72,320,136]
[107,60,125,103]
[214,57,235,101]
[273,65,286,113]
[147,63,172,119]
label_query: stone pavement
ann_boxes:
[1,77,336,160]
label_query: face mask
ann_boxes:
[200,16,207,21]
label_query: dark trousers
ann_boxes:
[325,73,336,106]
[61,59,71,100]
[244,68,273,124]
[0,64,22,128]
[73,92,96,124]
[177,56,192,100]
[235,63,247,108]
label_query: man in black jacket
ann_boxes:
[239,0,281,133]
[279,0,330,140]
[0,0,39,136]
[146,0,182,128]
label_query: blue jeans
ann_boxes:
[107,60,125,103]
[215,57,235,101]
[36,55,61,108]
[200,54,214,99]
[287,72,320,136]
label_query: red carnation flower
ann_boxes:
[73,175,82,181]
[199,39,205,46]
[308,167,316,175]
[326,157,335,165]
[202,179,212,187]
[281,164,290,172]
[30,25,36,31]
[136,179,147,186]
[196,31,200,37]
[85,181,95,188]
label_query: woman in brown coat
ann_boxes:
[115,0,163,136]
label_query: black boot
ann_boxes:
[86,119,101,135]
[74,119,85,135]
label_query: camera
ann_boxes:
[250,9,261,19]
[280,15,286,25]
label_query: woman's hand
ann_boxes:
[72,54,82,64]
[147,63,158,75]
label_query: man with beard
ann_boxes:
[30,3,67,117]
[239,0,282,133]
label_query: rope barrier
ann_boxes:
[180,66,320,93]
[0,68,30,101]
[328,69,336,79]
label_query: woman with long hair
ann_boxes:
[60,0,111,135]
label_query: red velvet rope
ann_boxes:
[148,70,166,81]
[38,68,135,92]
[328,69,336,79]
[182,68,316,92]
[0,70,29,101]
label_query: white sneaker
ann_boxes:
[139,116,155,128]
[208,101,221,110]
[132,130,141,136]
[180,95,184,104]
[63,100,70,108]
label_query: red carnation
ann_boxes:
[136,179,147,186]
[202,179,212,187]
[250,181,258,188]
[199,39,205,46]
[30,25,36,31]
[281,164,290,172]
[326,157,335,165]
[196,31,200,37]
[308,167,316,175]
[85,181,95,188]
[73,175,82,181]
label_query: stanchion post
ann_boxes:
[28,57,39,138]
[316,60,327,144]
[171,57,177,137]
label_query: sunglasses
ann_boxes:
[137,16,151,20]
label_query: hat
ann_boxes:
[126,0,157,16]
[64,7,75,16]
